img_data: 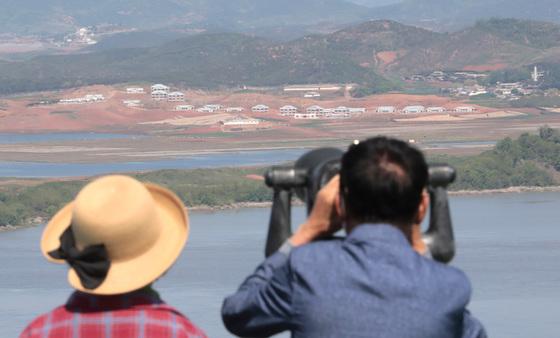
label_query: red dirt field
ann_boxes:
[0,86,494,133]
[3,84,559,163]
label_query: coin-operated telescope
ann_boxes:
[264,147,456,263]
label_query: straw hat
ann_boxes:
[41,175,189,295]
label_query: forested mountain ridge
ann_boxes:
[371,0,560,30]
[2,18,560,94]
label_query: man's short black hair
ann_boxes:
[340,136,428,225]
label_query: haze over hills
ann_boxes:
[2,0,560,38]
[1,18,560,95]
[0,0,369,36]
[372,0,560,30]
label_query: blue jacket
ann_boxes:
[222,224,487,338]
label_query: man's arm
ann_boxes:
[221,248,295,337]
[222,176,342,337]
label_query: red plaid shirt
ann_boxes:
[20,289,207,338]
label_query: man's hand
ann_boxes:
[289,175,342,246]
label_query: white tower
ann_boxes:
[532,66,539,82]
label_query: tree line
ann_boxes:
[1,127,560,227]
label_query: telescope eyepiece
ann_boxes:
[428,165,456,188]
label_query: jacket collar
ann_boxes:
[345,223,411,248]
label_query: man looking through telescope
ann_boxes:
[222,137,486,338]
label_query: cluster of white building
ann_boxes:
[123,99,142,108]
[279,105,366,119]
[221,116,261,126]
[125,83,480,117]
[59,94,105,105]
[149,84,186,102]
[375,105,476,114]
[126,87,145,94]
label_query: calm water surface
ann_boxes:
[0,132,142,144]
[0,149,308,178]
[1,192,559,337]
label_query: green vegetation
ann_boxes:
[482,68,531,85]
[433,126,560,190]
[2,127,560,227]
[6,18,560,95]
[539,63,560,90]
[351,80,400,97]
[0,31,395,95]
[510,96,560,108]
[474,18,560,49]
[0,167,271,227]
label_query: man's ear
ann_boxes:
[414,190,430,225]
[335,193,345,220]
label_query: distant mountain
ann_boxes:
[2,18,560,94]
[372,0,560,30]
[0,30,390,94]
[0,0,370,36]
[4,0,560,39]
[390,18,560,74]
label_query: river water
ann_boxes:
[0,192,559,337]
[0,149,309,178]
[0,132,495,178]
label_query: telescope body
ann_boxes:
[264,148,457,263]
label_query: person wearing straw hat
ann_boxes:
[20,175,207,338]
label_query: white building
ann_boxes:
[126,87,145,94]
[455,106,476,113]
[123,99,141,104]
[252,104,269,113]
[59,98,83,104]
[151,84,170,93]
[168,92,186,102]
[303,91,321,98]
[175,105,194,111]
[468,89,488,97]
[280,105,298,116]
[226,107,244,113]
[306,105,323,114]
[151,90,168,101]
[204,104,222,111]
[84,94,104,102]
[197,107,216,113]
[123,99,142,107]
[377,106,396,113]
[222,117,260,126]
[294,112,319,119]
[427,107,446,113]
[334,106,350,113]
[59,94,104,104]
[402,105,425,114]
[348,107,366,114]
[319,108,334,117]
[324,112,351,119]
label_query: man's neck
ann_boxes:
[346,221,427,255]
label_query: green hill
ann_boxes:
[371,0,560,31]
[0,29,394,94]
[2,18,560,94]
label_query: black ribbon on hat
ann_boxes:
[48,226,111,290]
